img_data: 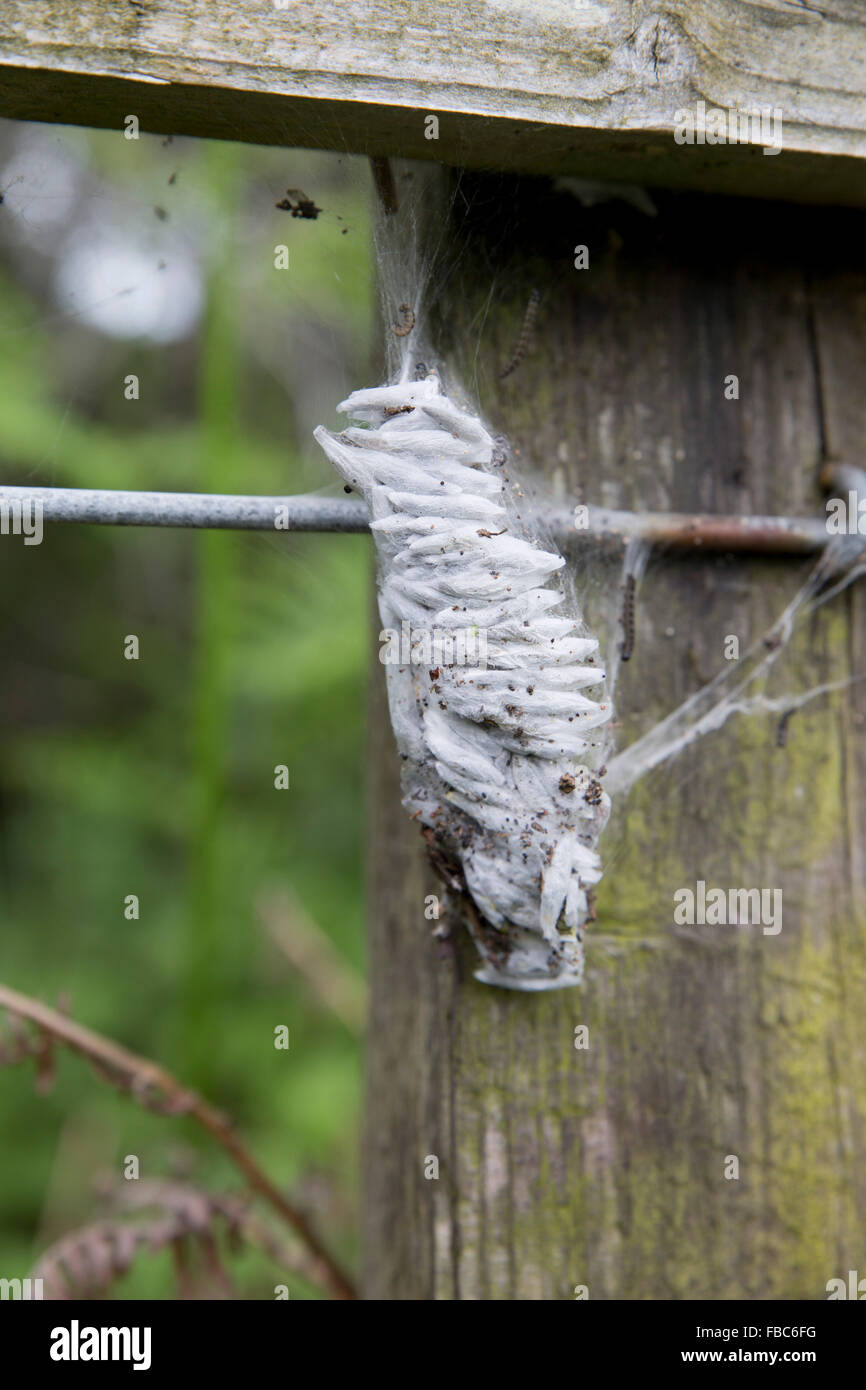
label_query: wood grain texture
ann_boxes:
[363,173,866,1299]
[2,2,866,204]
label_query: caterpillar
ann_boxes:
[777,708,794,748]
[620,574,636,661]
[499,288,540,380]
[391,303,415,337]
[370,156,398,215]
[315,369,611,990]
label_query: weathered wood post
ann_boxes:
[364,179,866,1299]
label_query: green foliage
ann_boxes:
[0,122,372,1297]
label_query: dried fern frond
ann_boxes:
[33,1181,243,1300]
[32,1178,324,1299]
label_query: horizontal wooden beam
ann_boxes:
[2,2,866,205]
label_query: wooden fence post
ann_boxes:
[363,174,866,1300]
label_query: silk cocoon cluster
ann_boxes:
[315,370,612,990]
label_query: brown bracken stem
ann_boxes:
[0,982,357,1300]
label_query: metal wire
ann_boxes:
[0,485,369,533]
[0,482,847,556]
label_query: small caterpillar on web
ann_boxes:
[619,574,636,661]
[499,288,540,380]
[391,303,415,337]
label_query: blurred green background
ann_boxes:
[0,119,374,1297]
